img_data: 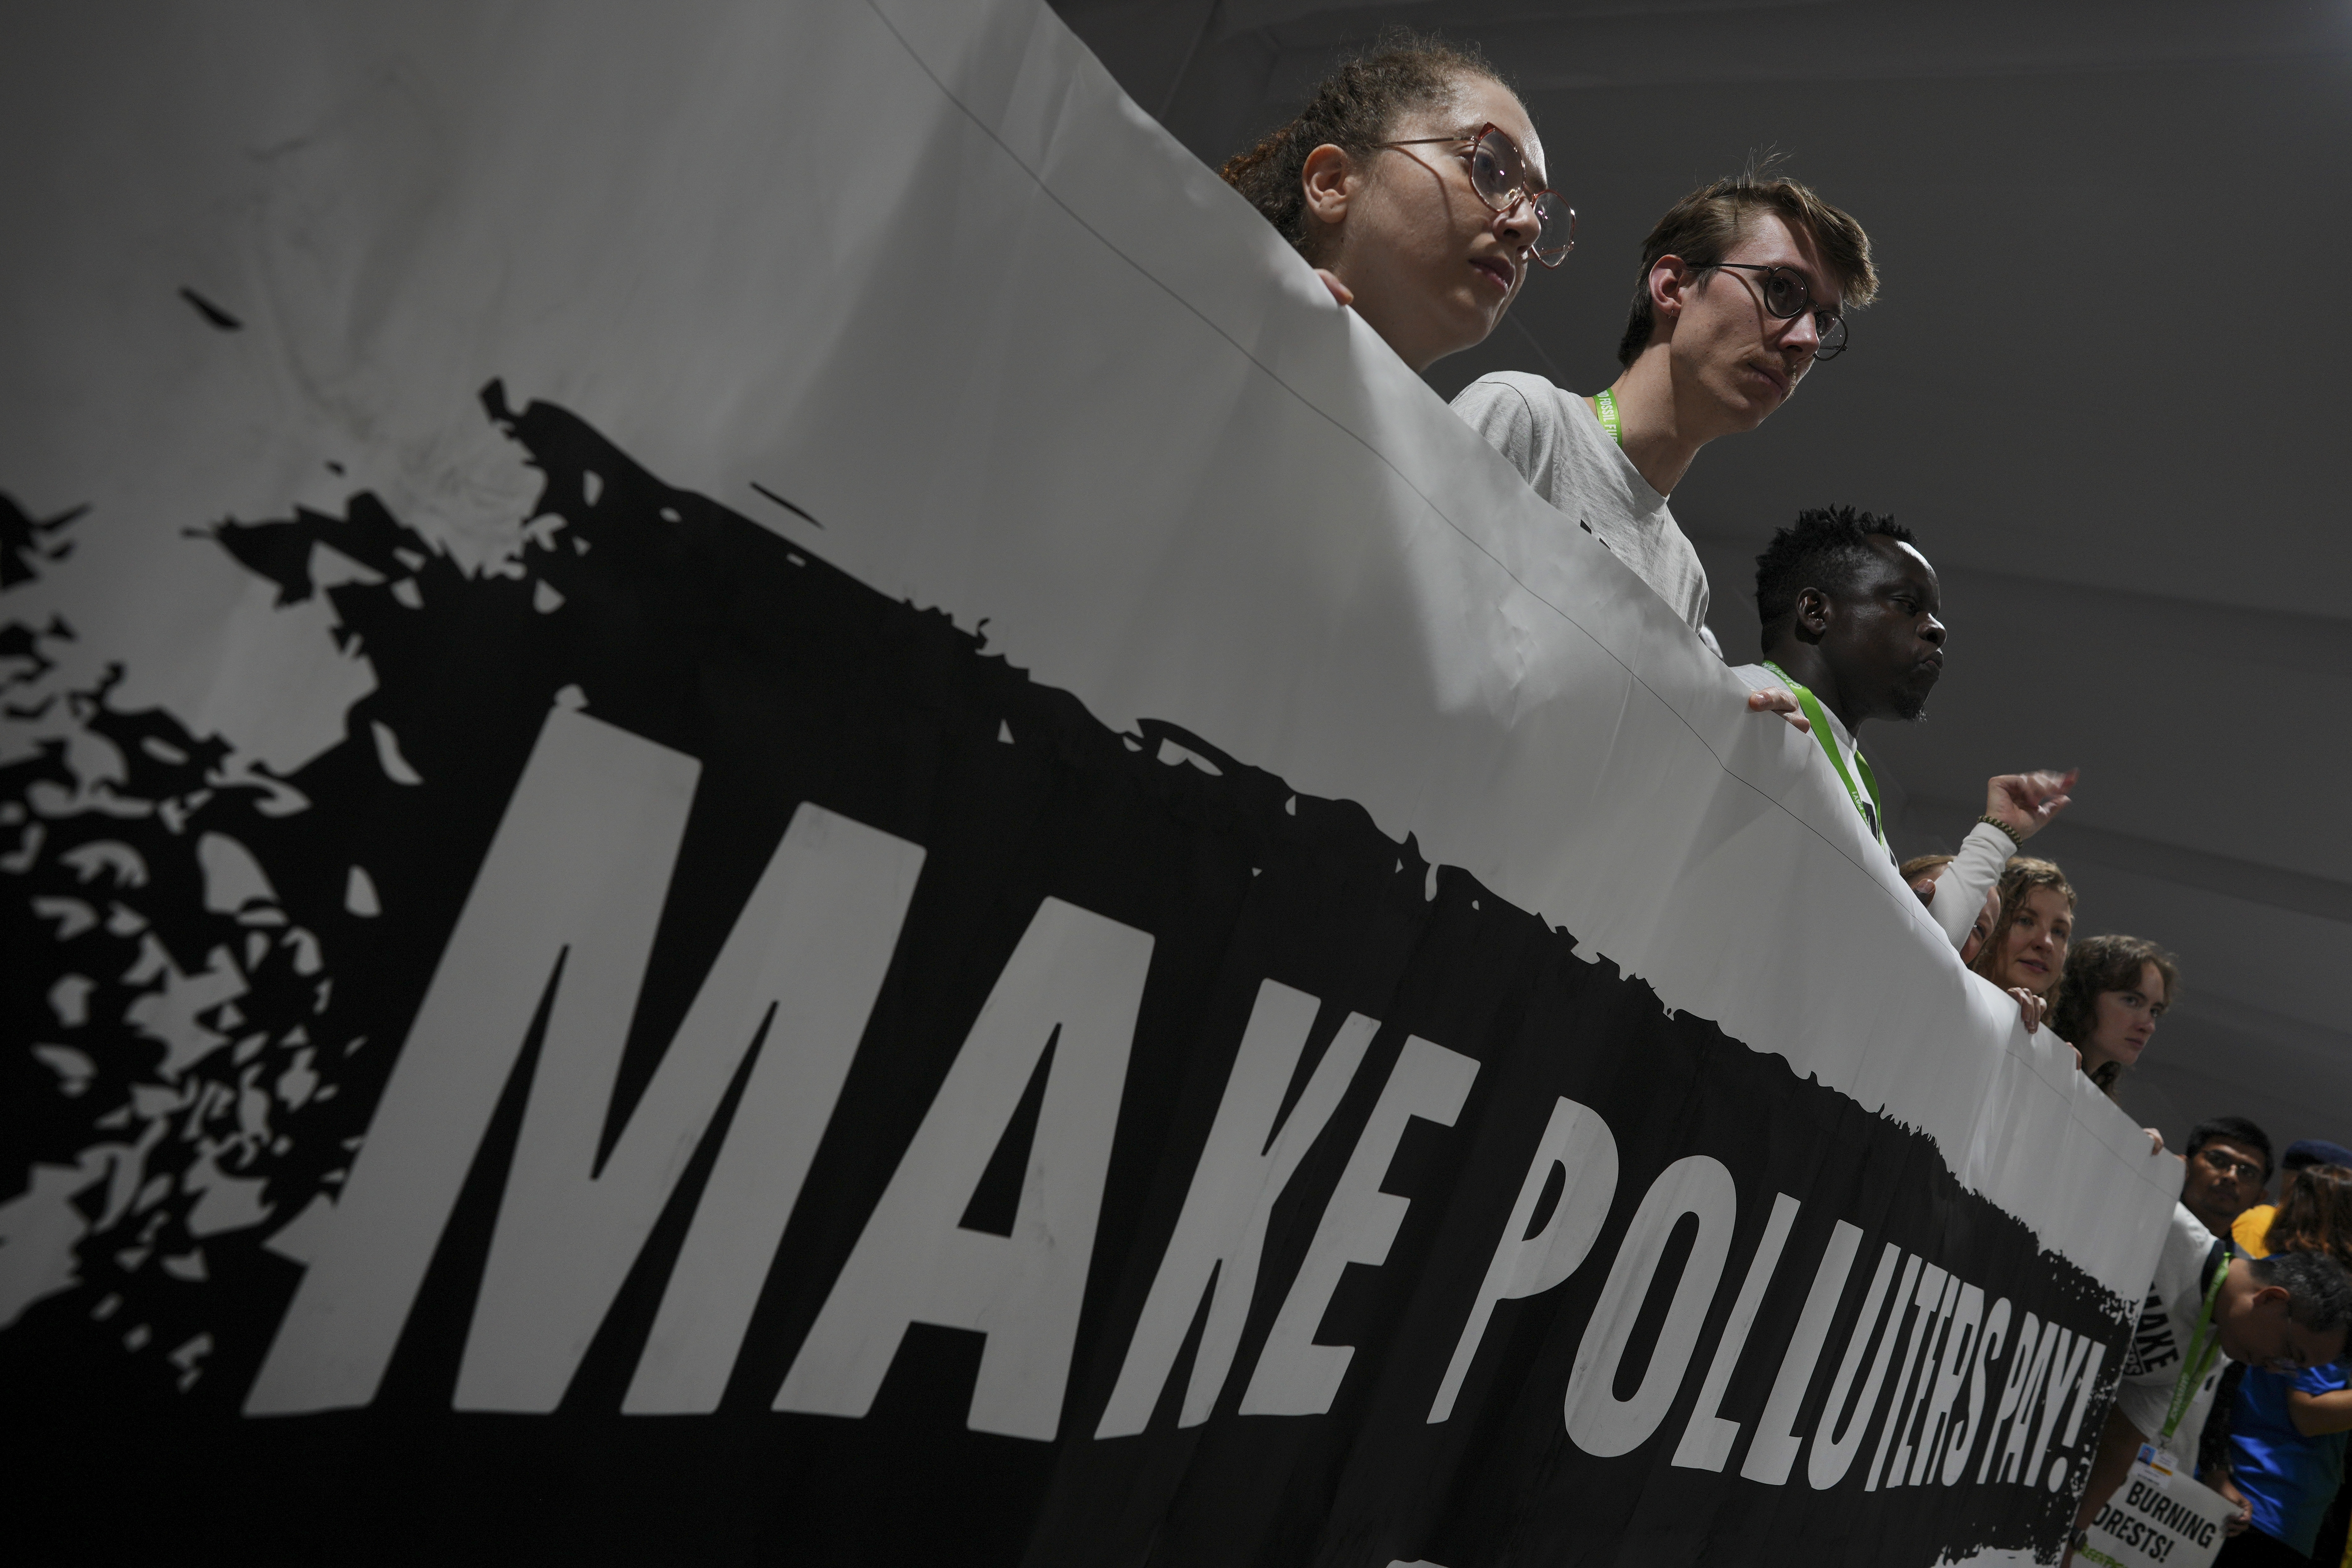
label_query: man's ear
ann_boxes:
[2251,1284,2293,1312]
[1793,585,1831,642]
[1300,144,1355,236]
[1649,255,1697,332]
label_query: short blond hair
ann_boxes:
[1618,162,1877,366]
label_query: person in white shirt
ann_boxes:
[1918,769,2078,952]
[2069,1212,2352,1562]
[1452,164,1874,647]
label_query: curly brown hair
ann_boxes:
[1968,856,2075,995]
[2261,1164,2352,1269]
[1220,33,1509,262]
[2049,934,2178,1089]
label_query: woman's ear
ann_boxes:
[1300,143,1354,237]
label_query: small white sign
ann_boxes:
[2079,1459,2236,1568]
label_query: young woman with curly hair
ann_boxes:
[2048,933,2178,1099]
[1970,855,2074,1001]
[1220,35,1562,372]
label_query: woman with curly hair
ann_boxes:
[2048,933,2178,1101]
[1969,855,2074,1034]
[1220,35,1562,372]
[2246,1162,2352,1267]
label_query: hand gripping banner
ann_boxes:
[0,3,2179,1564]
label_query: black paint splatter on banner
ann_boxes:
[1,493,83,588]
[2,386,2125,1566]
[177,286,244,331]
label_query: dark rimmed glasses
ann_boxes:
[1381,123,1576,268]
[1703,261,1849,360]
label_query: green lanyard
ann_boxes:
[2159,1249,2232,1447]
[1762,661,1886,847]
[1594,388,1622,447]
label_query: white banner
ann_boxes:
[0,2,2180,1562]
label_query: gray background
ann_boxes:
[1053,0,2352,1164]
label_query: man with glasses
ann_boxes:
[2184,1116,2278,1240]
[1452,165,1875,645]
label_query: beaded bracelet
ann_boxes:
[1977,812,2026,848]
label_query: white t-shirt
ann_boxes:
[2116,1202,2235,1453]
[1730,662,1890,857]
[1451,371,1712,635]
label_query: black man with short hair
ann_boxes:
[1734,505,1944,860]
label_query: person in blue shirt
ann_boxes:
[2220,1358,2352,1564]
[2220,1164,2352,1565]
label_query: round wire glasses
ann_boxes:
[1382,123,1576,268]
[1704,261,1850,360]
